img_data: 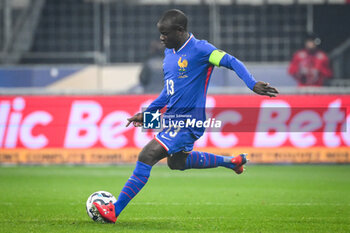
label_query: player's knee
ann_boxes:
[168,162,183,170]
[167,158,186,170]
[167,161,177,170]
[138,146,159,165]
[138,151,154,165]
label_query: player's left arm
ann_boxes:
[209,50,279,97]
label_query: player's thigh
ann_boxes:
[138,139,168,166]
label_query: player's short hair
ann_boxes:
[159,9,188,31]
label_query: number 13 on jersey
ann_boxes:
[166,79,174,95]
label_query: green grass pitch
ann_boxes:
[0,165,349,233]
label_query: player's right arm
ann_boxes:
[144,86,169,113]
[126,87,169,127]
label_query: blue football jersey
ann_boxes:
[162,34,216,112]
[147,34,216,137]
[146,33,257,138]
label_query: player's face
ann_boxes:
[305,40,316,50]
[157,22,181,49]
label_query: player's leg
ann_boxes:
[94,139,167,223]
[167,151,247,174]
[138,138,169,166]
[113,139,167,215]
[161,129,247,173]
[167,151,189,170]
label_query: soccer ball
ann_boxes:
[86,191,117,223]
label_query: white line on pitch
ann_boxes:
[130,202,349,206]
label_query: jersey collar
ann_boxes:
[173,33,194,54]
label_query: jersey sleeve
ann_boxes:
[196,40,218,64]
[208,50,257,90]
[144,86,169,113]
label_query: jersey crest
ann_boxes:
[178,56,188,71]
[177,55,188,78]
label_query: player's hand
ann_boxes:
[126,112,143,127]
[253,81,279,97]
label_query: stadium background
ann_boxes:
[0,1,350,233]
[0,0,349,165]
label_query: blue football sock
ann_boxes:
[114,161,151,216]
[184,151,234,169]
